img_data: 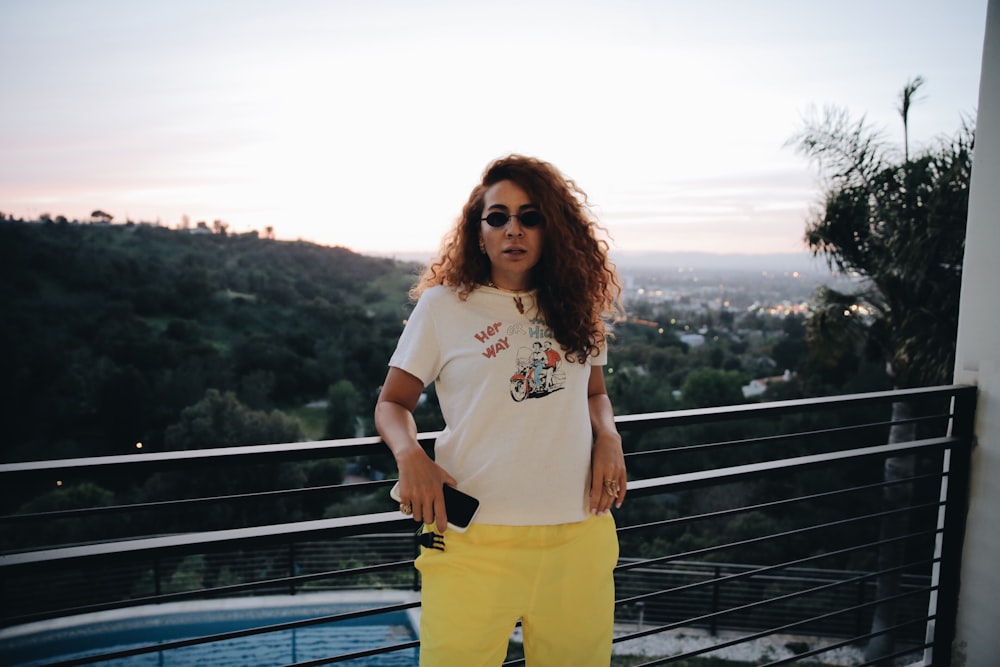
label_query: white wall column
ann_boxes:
[952,0,1000,664]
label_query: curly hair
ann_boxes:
[412,154,622,363]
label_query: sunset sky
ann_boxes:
[0,0,988,259]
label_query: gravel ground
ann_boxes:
[610,626,869,665]
[508,623,925,665]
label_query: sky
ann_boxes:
[0,0,989,259]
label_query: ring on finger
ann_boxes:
[603,479,620,498]
[400,502,413,516]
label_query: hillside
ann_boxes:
[1,219,888,466]
[0,220,421,461]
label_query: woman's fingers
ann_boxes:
[399,466,457,532]
[589,465,627,514]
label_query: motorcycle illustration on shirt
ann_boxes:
[510,342,565,402]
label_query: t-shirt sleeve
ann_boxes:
[387,293,442,387]
[593,339,609,366]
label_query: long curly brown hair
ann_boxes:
[412,154,622,363]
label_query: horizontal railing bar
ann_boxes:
[6,428,947,526]
[4,443,954,567]
[617,558,932,582]
[616,566,930,592]
[1,512,414,566]
[626,411,949,461]
[10,551,923,629]
[0,435,395,476]
[617,567,930,594]
[760,624,928,667]
[9,518,938,626]
[636,589,931,665]
[765,615,931,667]
[612,587,931,667]
[613,536,938,627]
[0,478,398,524]
[616,557,932,634]
[0,422,916,523]
[615,501,940,573]
[0,433,439,477]
[4,431,948,527]
[3,465,941,544]
[849,638,933,667]
[506,583,940,667]
[38,599,422,667]
[627,435,961,497]
[688,603,927,667]
[3,465,944,569]
[617,470,942,536]
[616,556,933,608]
[280,639,421,667]
[615,535,936,609]
[613,385,972,431]
[2,386,973,477]
[5,557,417,626]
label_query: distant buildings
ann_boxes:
[679,333,706,347]
[742,369,794,398]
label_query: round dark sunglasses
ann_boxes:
[481,210,544,228]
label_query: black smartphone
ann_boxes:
[441,483,480,532]
[390,482,480,532]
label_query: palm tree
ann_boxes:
[899,76,926,163]
[788,79,973,663]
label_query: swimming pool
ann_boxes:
[0,592,420,667]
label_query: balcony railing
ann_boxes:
[0,385,976,666]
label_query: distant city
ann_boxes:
[377,248,856,321]
[377,249,830,276]
[613,251,854,317]
[7,214,851,323]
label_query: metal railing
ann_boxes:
[0,385,976,666]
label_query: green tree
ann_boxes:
[164,388,302,450]
[788,78,973,663]
[14,482,116,549]
[679,369,746,408]
[325,379,362,439]
[789,98,972,390]
[899,75,925,163]
[302,458,347,516]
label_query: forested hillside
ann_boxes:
[2,219,890,466]
[0,220,420,463]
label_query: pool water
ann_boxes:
[0,594,419,667]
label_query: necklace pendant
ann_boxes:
[486,280,526,314]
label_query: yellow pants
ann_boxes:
[414,513,618,667]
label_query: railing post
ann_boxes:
[931,387,976,665]
[856,577,866,638]
[711,565,720,636]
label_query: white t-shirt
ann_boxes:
[388,284,607,525]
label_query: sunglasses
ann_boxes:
[481,210,544,228]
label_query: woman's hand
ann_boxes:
[395,448,457,534]
[375,366,457,533]
[589,431,626,515]
[587,365,627,515]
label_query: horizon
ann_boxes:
[0,0,988,257]
[5,213,833,274]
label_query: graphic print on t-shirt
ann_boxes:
[509,339,565,402]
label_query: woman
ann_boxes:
[374,154,626,666]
